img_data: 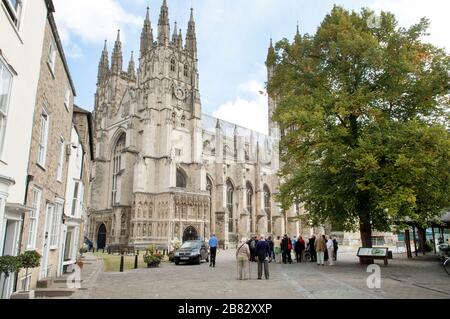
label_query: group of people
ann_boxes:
[232,234,340,280]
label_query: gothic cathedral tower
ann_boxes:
[89,1,210,250]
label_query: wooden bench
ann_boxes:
[357,247,389,266]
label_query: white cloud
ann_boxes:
[53,0,142,49]
[213,81,268,135]
[371,0,450,51]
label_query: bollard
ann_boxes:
[134,254,138,269]
[120,254,124,272]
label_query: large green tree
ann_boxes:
[268,6,450,247]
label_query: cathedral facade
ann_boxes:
[88,2,300,250]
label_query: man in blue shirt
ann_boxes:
[209,234,218,267]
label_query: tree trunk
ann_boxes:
[359,211,373,264]
[359,216,373,248]
[405,229,412,259]
[417,227,426,255]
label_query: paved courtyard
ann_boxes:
[61,249,450,299]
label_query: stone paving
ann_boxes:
[62,250,450,299]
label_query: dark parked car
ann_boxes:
[174,240,209,265]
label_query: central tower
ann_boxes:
[90,1,209,250]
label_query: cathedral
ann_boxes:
[87,1,304,250]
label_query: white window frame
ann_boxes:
[0,57,13,158]
[37,108,49,168]
[50,199,63,249]
[71,180,80,217]
[27,187,41,250]
[64,88,70,111]
[2,0,24,31]
[47,38,57,75]
[56,137,64,182]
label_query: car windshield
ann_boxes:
[181,242,201,249]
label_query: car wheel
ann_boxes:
[196,256,201,265]
[175,260,180,265]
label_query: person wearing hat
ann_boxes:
[236,238,251,280]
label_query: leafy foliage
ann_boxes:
[268,6,450,246]
[18,251,41,270]
[0,256,21,278]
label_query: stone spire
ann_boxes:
[185,8,197,58]
[97,40,109,85]
[172,21,179,47]
[178,28,183,49]
[158,0,170,46]
[294,21,302,43]
[265,38,276,67]
[128,51,136,79]
[140,6,154,57]
[111,29,123,75]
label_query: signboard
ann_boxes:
[357,247,388,257]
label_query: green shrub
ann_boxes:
[18,251,41,270]
[0,256,20,278]
[143,254,161,265]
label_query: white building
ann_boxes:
[59,126,85,275]
[0,0,53,299]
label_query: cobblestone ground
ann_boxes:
[68,250,450,299]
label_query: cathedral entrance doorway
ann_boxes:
[97,224,107,249]
[183,226,199,242]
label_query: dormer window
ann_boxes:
[170,58,176,72]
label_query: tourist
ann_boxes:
[267,236,275,262]
[281,234,293,264]
[333,237,339,261]
[309,235,317,262]
[236,238,251,280]
[248,236,258,262]
[295,236,306,262]
[274,236,282,263]
[326,236,335,266]
[323,235,329,262]
[255,235,271,280]
[209,234,218,267]
[315,235,326,266]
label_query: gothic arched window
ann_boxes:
[226,179,234,233]
[184,64,189,77]
[170,58,176,72]
[176,168,187,188]
[181,115,186,128]
[112,133,126,205]
[264,185,272,233]
[246,182,254,233]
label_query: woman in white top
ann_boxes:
[326,236,335,266]
[236,238,251,280]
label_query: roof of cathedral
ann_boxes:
[202,114,269,145]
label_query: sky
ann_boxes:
[52,0,450,134]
